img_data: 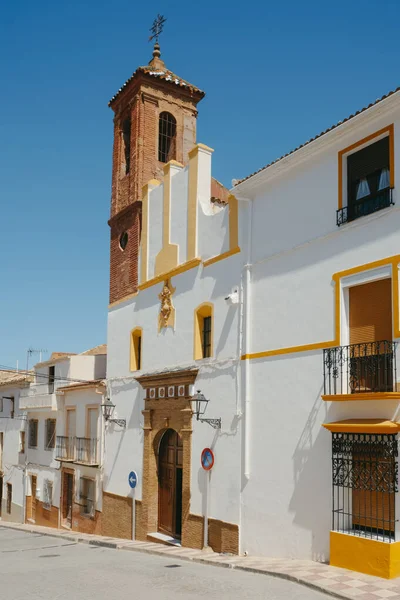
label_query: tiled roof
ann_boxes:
[80,344,107,356]
[236,86,400,186]
[109,64,204,107]
[35,352,77,368]
[50,352,76,360]
[0,369,32,387]
[57,379,105,392]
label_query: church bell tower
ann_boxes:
[108,26,205,305]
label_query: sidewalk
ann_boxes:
[2,521,400,600]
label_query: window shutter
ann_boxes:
[347,137,390,186]
[349,279,392,345]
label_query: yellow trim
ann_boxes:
[322,392,400,402]
[242,254,400,360]
[155,162,180,276]
[130,327,142,372]
[203,246,241,267]
[322,419,400,433]
[188,143,214,158]
[194,302,214,360]
[338,124,394,210]
[138,258,201,291]
[108,290,138,309]
[330,531,400,579]
[140,180,160,285]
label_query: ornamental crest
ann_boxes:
[158,279,175,331]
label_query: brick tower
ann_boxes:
[108,43,205,305]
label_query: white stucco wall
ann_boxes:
[236,98,400,559]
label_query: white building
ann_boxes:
[233,88,400,578]
[103,42,400,578]
[20,346,106,531]
[0,370,31,522]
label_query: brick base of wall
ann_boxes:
[71,502,102,535]
[184,513,239,554]
[25,497,59,529]
[102,491,132,539]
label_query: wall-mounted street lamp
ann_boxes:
[101,397,126,428]
[189,390,221,430]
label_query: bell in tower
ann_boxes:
[108,16,205,306]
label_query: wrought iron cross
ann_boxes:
[149,14,166,43]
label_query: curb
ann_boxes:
[0,523,349,600]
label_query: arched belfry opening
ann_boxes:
[158,429,183,538]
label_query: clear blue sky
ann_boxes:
[1,0,399,370]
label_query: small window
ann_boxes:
[48,366,55,393]
[338,132,393,226]
[0,398,3,412]
[119,231,128,251]
[28,419,38,448]
[80,478,95,518]
[194,304,213,360]
[122,118,131,175]
[43,479,53,511]
[6,483,12,514]
[158,112,176,163]
[20,431,25,454]
[130,328,142,371]
[45,419,56,450]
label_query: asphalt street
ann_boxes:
[0,528,328,599]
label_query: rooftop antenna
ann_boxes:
[26,347,47,372]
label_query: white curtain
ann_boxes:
[356,178,370,200]
[378,167,390,191]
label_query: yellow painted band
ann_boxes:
[242,254,400,360]
[138,258,201,290]
[203,246,241,267]
[323,419,400,433]
[108,291,138,309]
[322,392,400,402]
[330,532,400,579]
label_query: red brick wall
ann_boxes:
[108,73,202,305]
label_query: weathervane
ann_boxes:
[149,14,166,44]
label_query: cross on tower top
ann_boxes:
[149,14,166,44]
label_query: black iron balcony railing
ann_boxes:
[56,436,75,461]
[75,437,98,466]
[337,188,394,227]
[323,340,397,395]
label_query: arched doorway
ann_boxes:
[158,429,183,538]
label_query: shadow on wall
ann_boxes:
[102,380,144,490]
[289,382,331,563]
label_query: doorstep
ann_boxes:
[147,531,181,546]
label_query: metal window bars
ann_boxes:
[323,341,397,396]
[332,432,398,542]
[158,112,176,163]
[75,437,98,465]
[337,188,393,226]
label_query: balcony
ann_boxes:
[56,436,75,461]
[75,437,99,466]
[56,436,99,466]
[337,188,394,226]
[19,383,58,410]
[323,340,399,400]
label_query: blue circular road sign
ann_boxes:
[128,471,138,489]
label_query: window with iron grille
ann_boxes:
[45,419,56,450]
[122,118,131,175]
[80,478,95,518]
[202,316,212,358]
[6,483,12,514]
[332,432,398,541]
[158,112,176,163]
[28,420,38,448]
[43,479,52,511]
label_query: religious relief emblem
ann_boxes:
[158,279,176,331]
